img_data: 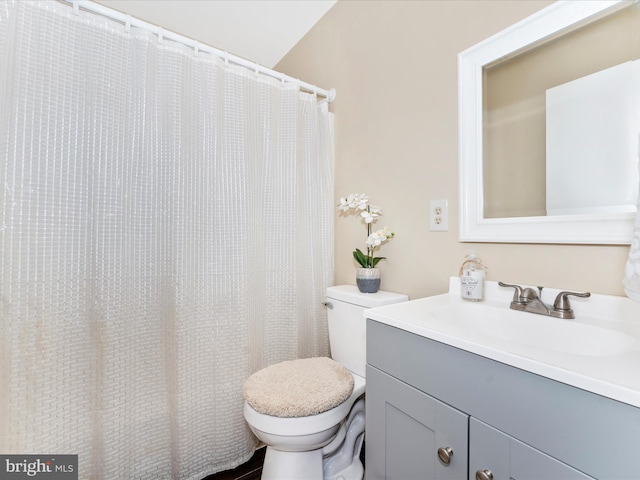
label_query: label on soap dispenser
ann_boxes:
[461,268,484,301]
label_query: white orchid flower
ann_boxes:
[338,193,369,212]
[366,228,395,247]
[337,193,395,269]
[360,210,379,224]
[366,235,382,247]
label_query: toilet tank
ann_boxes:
[325,285,408,378]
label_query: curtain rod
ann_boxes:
[61,0,336,103]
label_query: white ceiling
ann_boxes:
[96,0,336,68]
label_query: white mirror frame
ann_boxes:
[458,0,636,244]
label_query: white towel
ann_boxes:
[624,235,640,301]
[623,136,640,301]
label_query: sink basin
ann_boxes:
[430,302,637,357]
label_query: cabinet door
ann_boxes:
[366,366,468,480]
[469,418,596,480]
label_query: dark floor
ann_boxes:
[203,448,265,480]
[203,441,365,480]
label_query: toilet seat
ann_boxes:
[243,373,365,437]
[244,357,355,418]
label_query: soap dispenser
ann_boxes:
[459,252,487,302]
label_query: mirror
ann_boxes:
[459,0,639,244]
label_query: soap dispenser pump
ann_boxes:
[459,252,487,302]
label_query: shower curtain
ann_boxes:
[0,1,334,479]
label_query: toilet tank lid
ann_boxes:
[326,285,408,307]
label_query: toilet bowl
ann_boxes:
[242,286,408,480]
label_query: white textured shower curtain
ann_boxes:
[0,1,334,478]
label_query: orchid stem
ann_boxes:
[366,206,373,267]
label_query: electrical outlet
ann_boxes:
[430,199,448,231]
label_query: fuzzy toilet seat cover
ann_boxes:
[243,357,355,418]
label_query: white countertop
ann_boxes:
[365,277,640,409]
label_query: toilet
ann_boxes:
[243,285,408,480]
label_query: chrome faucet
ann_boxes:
[498,282,590,320]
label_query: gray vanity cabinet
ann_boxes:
[366,366,468,479]
[366,319,640,480]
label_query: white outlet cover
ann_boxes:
[430,199,448,232]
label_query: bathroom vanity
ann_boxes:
[364,279,640,480]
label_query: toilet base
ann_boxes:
[259,398,366,480]
[261,448,323,480]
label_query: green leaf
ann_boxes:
[353,249,368,268]
[371,256,386,267]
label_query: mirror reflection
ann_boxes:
[483,3,640,219]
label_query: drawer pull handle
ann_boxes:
[437,446,453,465]
[476,469,493,480]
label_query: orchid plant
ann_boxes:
[338,193,395,269]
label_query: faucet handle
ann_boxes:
[521,287,541,303]
[498,282,525,304]
[553,291,591,313]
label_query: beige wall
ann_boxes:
[277,0,631,300]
